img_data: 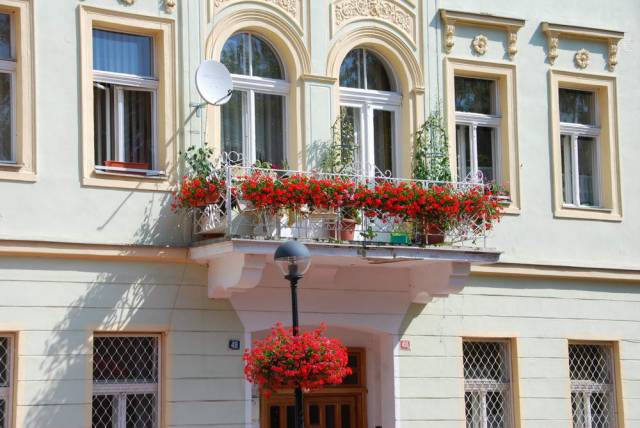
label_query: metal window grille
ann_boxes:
[0,336,12,428]
[569,343,617,428]
[463,340,513,428]
[92,335,160,428]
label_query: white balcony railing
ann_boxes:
[192,165,500,248]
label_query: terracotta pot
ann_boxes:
[104,160,150,175]
[425,223,445,245]
[336,218,357,241]
[205,191,221,205]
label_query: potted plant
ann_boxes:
[104,160,150,174]
[243,324,352,398]
[336,205,360,241]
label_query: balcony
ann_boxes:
[185,165,502,304]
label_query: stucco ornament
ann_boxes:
[444,24,455,53]
[507,31,518,60]
[121,0,134,5]
[472,34,488,55]
[608,40,619,71]
[214,0,297,15]
[574,48,590,69]
[333,0,415,42]
[548,35,559,65]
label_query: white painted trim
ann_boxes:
[93,70,159,90]
[339,87,402,106]
[231,74,289,95]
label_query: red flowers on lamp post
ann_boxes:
[243,323,352,398]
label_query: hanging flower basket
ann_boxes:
[243,324,352,398]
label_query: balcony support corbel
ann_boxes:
[409,262,471,304]
[207,253,267,298]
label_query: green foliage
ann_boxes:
[180,145,215,177]
[319,111,359,174]
[412,109,452,182]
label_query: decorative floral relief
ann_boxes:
[574,48,590,69]
[214,0,297,17]
[507,31,518,60]
[333,0,415,41]
[165,0,177,13]
[608,41,619,71]
[444,24,455,53]
[472,34,488,55]
[547,35,559,65]
[121,0,135,5]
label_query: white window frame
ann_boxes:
[92,333,161,428]
[569,343,617,428]
[463,339,514,428]
[0,335,13,428]
[229,74,289,167]
[559,90,601,208]
[339,88,401,176]
[454,77,501,183]
[0,11,16,165]
[91,30,160,176]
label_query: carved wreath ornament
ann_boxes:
[574,48,590,69]
[472,34,489,55]
[334,0,413,34]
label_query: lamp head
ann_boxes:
[274,240,311,278]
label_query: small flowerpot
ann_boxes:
[491,195,511,206]
[206,191,221,205]
[333,218,357,241]
[425,224,445,245]
[104,160,150,175]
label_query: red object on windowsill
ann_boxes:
[104,160,150,175]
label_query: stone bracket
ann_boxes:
[408,262,471,304]
[207,253,267,299]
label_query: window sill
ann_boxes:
[0,163,37,182]
[0,162,23,168]
[83,170,174,192]
[555,204,621,222]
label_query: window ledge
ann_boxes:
[555,205,621,222]
[83,171,173,192]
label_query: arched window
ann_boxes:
[339,48,400,175]
[220,33,288,166]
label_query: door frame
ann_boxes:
[260,347,367,428]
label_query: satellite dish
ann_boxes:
[195,60,233,105]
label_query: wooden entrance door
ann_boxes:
[261,348,366,428]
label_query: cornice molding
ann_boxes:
[541,22,624,71]
[439,9,525,60]
[471,263,640,284]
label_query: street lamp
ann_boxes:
[274,240,311,428]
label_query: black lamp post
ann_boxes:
[274,240,311,428]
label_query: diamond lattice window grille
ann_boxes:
[0,336,12,428]
[463,340,513,428]
[569,343,617,428]
[92,335,160,428]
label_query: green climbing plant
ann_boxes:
[319,109,359,174]
[412,108,452,182]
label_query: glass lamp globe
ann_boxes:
[274,240,311,277]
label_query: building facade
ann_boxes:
[0,0,639,427]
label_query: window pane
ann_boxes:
[373,109,393,174]
[0,337,7,386]
[221,90,245,159]
[93,336,158,384]
[220,33,250,75]
[455,77,495,114]
[93,29,154,77]
[0,13,11,60]
[338,106,360,169]
[125,393,156,428]
[463,342,506,382]
[0,72,11,162]
[123,90,153,166]
[456,124,471,180]
[477,127,496,182]
[92,395,116,428]
[559,89,595,125]
[251,35,283,79]
[93,85,113,166]
[561,135,574,205]
[365,50,391,91]
[255,93,285,166]
[339,49,365,89]
[485,391,506,428]
[577,136,596,206]
[325,405,336,428]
